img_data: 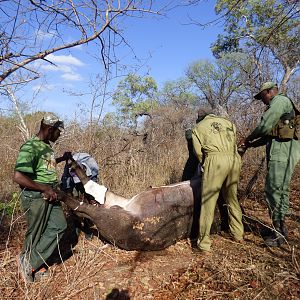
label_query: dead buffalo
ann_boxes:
[57,159,201,251]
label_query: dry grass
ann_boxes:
[0,112,299,299]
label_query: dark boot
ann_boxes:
[280,219,288,240]
[264,221,285,247]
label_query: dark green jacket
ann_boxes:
[247,94,293,142]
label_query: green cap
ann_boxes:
[42,113,64,131]
[254,81,277,100]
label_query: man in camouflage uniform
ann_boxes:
[13,114,71,282]
[240,82,300,247]
[192,108,244,254]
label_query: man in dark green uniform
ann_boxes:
[240,82,300,247]
[13,114,71,282]
[192,108,244,254]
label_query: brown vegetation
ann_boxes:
[0,108,299,299]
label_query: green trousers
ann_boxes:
[266,139,300,221]
[21,190,67,270]
[198,153,244,251]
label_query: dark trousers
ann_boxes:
[21,191,67,270]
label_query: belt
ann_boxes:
[273,137,293,142]
[206,151,236,156]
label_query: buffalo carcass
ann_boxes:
[58,160,201,251]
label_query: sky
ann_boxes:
[14,1,224,122]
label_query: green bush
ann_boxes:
[0,192,21,217]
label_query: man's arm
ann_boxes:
[192,130,203,163]
[247,96,290,142]
[13,171,58,202]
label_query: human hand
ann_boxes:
[61,151,73,161]
[42,187,58,202]
[237,145,247,156]
[238,138,247,147]
[237,138,249,156]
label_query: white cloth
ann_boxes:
[84,180,107,204]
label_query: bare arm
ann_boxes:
[13,171,58,202]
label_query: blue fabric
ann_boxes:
[72,153,99,181]
[60,153,99,191]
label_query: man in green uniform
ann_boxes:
[192,108,244,254]
[13,114,71,282]
[183,122,229,244]
[239,82,300,247]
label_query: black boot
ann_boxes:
[264,221,285,247]
[280,219,288,240]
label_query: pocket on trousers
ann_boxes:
[269,142,288,162]
[21,191,42,210]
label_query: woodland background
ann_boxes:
[0,1,299,299]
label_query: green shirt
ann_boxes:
[192,114,238,163]
[247,93,293,141]
[15,136,58,185]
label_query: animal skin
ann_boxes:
[57,160,201,251]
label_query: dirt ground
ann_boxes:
[1,167,299,300]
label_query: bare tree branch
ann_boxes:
[0,1,162,85]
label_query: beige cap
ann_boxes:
[42,113,64,131]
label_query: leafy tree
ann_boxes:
[212,0,300,91]
[0,1,171,138]
[112,73,158,127]
[157,78,200,130]
[160,78,199,108]
[186,52,256,110]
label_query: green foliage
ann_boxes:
[213,0,300,70]
[112,74,158,127]
[186,52,256,108]
[102,112,119,127]
[160,78,199,108]
[0,192,21,217]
